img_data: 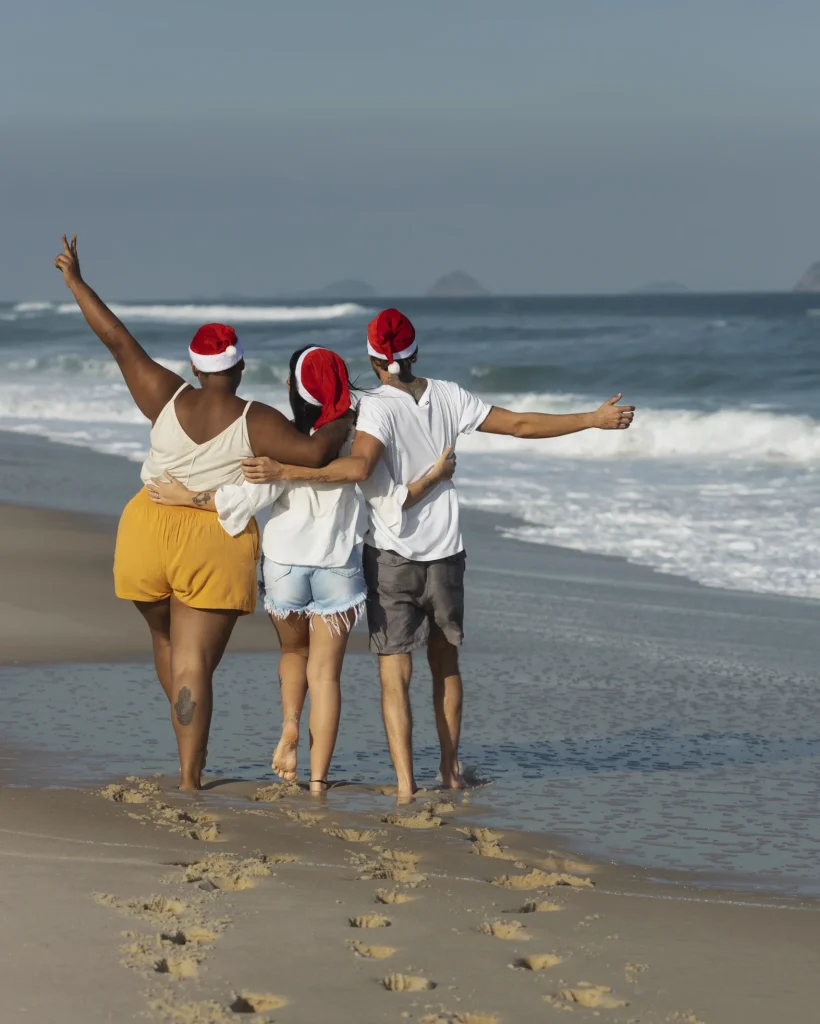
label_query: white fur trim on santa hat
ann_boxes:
[295,347,322,406]
[366,337,418,364]
[189,340,244,372]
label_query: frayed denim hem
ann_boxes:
[263,592,367,637]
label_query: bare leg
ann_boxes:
[169,597,238,791]
[427,633,465,789]
[378,653,417,803]
[305,611,353,794]
[270,614,310,781]
[134,598,173,702]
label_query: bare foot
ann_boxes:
[440,759,466,790]
[395,782,419,805]
[272,719,299,781]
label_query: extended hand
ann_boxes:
[241,456,285,483]
[593,395,635,430]
[147,472,194,506]
[434,445,457,481]
[53,234,82,287]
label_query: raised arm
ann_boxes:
[241,427,385,483]
[246,405,355,469]
[478,394,634,438]
[54,235,184,422]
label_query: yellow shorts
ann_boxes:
[114,488,260,614]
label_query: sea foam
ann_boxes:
[55,302,371,323]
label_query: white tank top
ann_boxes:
[140,384,254,491]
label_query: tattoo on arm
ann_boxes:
[174,687,196,726]
[101,321,125,338]
[192,491,213,508]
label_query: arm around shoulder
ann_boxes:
[247,404,354,468]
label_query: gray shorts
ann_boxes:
[363,545,466,655]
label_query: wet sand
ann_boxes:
[1,778,817,1024]
[1,432,820,1020]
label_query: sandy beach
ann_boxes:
[1,433,819,1022]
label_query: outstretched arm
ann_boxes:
[54,235,184,422]
[478,394,635,438]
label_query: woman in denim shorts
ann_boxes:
[150,346,455,793]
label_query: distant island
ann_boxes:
[311,278,378,298]
[426,271,489,298]
[794,262,820,292]
[630,281,690,295]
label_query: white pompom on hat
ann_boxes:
[189,323,244,372]
[366,308,417,374]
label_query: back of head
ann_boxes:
[367,308,417,376]
[189,323,245,385]
[288,346,352,435]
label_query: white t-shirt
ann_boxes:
[356,379,491,561]
[214,434,408,568]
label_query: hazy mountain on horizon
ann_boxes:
[794,261,820,292]
[426,271,489,297]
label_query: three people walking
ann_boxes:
[55,235,634,798]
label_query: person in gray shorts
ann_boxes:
[244,308,635,802]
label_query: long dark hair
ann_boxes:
[288,346,354,435]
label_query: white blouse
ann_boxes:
[214,443,407,569]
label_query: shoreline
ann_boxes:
[2,432,820,892]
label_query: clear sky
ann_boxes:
[3,0,820,299]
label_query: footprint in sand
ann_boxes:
[347,940,396,959]
[95,893,195,926]
[375,889,417,905]
[229,992,288,1013]
[382,811,442,829]
[254,781,301,802]
[177,852,291,891]
[477,919,529,940]
[373,847,420,864]
[284,808,326,823]
[325,827,382,842]
[349,914,391,928]
[382,974,436,992]
[457,827,505,843]
[471,841,518,861]
[492,869,594,890]
[119,935,203,979]
[425,799,456,815]
[355,855,427,885]
[549,984,627,1009]
[514,953,563,971]
[518,899,562,913]
[160,926,220,946]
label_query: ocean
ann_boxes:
[3,292,820,599]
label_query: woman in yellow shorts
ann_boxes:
[54,236,350,790]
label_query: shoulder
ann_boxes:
[428,378,478,406]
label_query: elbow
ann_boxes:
[512,419,532,439]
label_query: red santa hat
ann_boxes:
[189,323,244,372]
[366,308,417,375]
[295,346,352,430]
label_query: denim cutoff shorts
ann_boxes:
[260,549,367,625]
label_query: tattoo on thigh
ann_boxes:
[174,687,196,725]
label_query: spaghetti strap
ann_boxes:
[242,400,254,420]
[171,382,192,402]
